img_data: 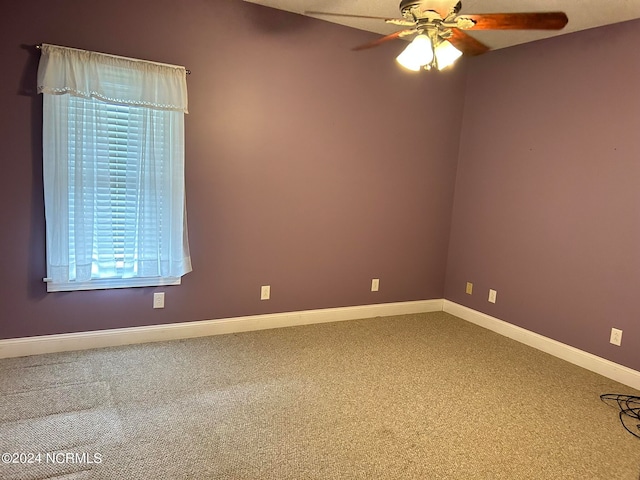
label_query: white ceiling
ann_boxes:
[243,0,640,50]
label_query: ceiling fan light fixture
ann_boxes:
[309,2,569,73]
[434,40,463,70]
[395,34,433,71]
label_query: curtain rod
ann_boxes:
[36,44,191,75]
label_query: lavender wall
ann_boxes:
[0,0,466,339]
[445,20,640,371]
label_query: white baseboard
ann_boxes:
[0,299,443,359]
[443,300,640,391]
[3,298,637,391]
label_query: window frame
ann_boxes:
[38,44,191,293]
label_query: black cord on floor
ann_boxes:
[600,394,640,439]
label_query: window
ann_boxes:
[38,44,192,292]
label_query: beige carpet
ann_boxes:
[0,311,638,479]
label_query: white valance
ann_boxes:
[37,44,188,113]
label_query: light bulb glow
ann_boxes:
[396,35,433,72]
[434,40,463,70]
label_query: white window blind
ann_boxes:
[38,44,192,292]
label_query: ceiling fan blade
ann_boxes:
[460,12,568,30]
[448,29,490,56]
[352,29,417,51]
[305,11,399,22]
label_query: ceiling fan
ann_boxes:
[306,1,568,71]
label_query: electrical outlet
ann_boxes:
[488,289,497,304]
[610,328,622,346]
[260,285,270,300]
[371,278,380,292]
[153,292,165,309]
[466,282,473,295]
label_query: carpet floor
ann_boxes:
[0,311,639,479]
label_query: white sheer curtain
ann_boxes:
[38,44,191,291]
